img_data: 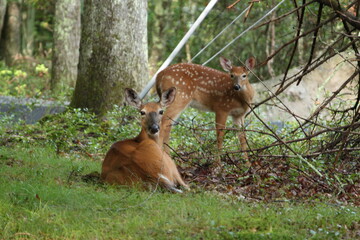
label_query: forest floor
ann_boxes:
[0,143,359,239]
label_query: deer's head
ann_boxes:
[125,88,176,137]
[220,56,256,91]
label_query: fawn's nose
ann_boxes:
[149,124,160,134]
[233,84,241,91]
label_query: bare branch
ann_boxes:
[315,0,360,30]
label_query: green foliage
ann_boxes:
[147,0,354,81]
[0,61,48,97]
[1,104,140,158]
[2,101,358,204]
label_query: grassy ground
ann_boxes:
[0,143,359,239]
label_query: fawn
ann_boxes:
[156,57,256,163]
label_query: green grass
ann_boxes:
[0,144,359,239]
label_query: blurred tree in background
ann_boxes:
[50,0,80,92]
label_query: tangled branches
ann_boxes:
[171,0,359,203]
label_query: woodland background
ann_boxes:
[0,0,359,238]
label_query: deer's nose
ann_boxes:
[149,124,160,134]
[233,84,241,91]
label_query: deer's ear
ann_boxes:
[220,57,232,72]
[125,88,142,109]
[245,57,256,70]
[160,87,176,108]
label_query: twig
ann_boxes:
[277,0,306,92]
[296,2,323,85]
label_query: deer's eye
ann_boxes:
[230,74,235,79]
[140,111,146,116]
[159,110,164,115]
[242,74,247,79]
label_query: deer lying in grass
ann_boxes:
[101,88,189,193]
[156,57,256,163]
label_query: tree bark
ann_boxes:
[51,0,81,92]
[21,3,35,56]
[265,11,276,78]
[0,0,6,43]
[71,0,148,116]
[2,1,20,66]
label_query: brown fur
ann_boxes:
[156,57,256,162]
[101,88,189,192]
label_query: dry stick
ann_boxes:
[271,103,360,135]
[275,33,348,88]
[253,0,316,30]
[341,13,360,111]
[252,33,349,128]
[226,122,360,155]
[253,38,357,109]
[283,36,358,136]
[246,102,323,177]
[249,41,358,153]
[305,70,359,124]
[296,2,323,86]
[316,20,360,162]
[164,143,189,164]
[292,0,300,19]
[277,0,307,92]
[256,147,360,158]
[227,0,242,9]
[316,0,360,30]
[258,15,337,68]
[246,69,310,138]
[334,107,360,163]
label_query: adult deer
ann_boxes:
[156,56,256,162]
[101,88,189,193]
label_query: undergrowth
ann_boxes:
[0,101,359,204]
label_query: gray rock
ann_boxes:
[0,96,68,124]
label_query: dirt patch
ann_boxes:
[0,155,24,167]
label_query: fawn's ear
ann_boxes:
[245,57,256,70]
[160,87,176,108]
[220,57,232,72]
[125,88,142,109]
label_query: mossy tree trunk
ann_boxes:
[51,0,81,92]
[2,1,20,66]
[71,0,148,116]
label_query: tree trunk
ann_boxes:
[51,0,81,92]
[2,1,20,66]
[265,11,276,78]
[0,0,6,43]
[71,0,148,116]
[148,0,171,75]
[21,3,35,56]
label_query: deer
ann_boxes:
[101,88,189,193]
[156,56,256,164]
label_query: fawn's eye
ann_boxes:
[242,74,247,79]
[159,110,164,115]
[140,111,145,116]
[230,74,235,79]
